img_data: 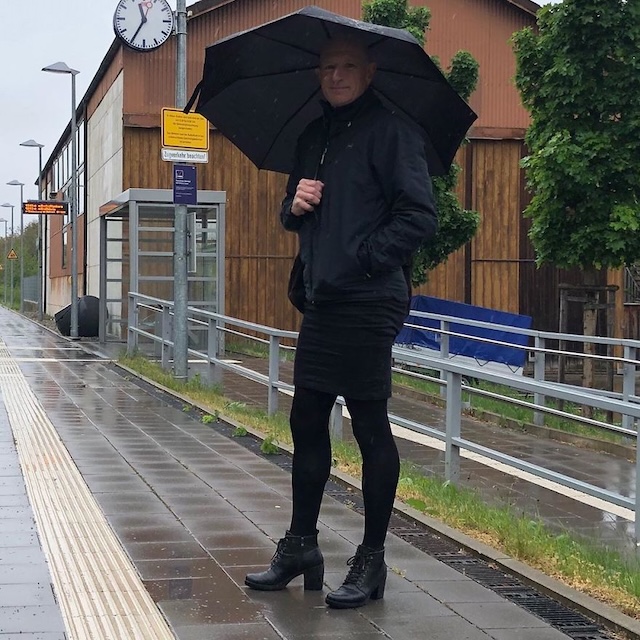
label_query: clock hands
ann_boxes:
[114,0,173,51]
[131,1,152,44]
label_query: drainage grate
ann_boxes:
[123,371,619,640]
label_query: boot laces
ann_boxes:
[270,538,288,564]
[344,551,369,586]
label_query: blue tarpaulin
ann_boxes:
[396,296,533,369]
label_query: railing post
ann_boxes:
[267,335,280,415]
[127,294,137,354]
[207,317,221,386]
[161,305,172,371]
[330,400,344,441]
[440,320,450,399]
[622,345,636,432]
[533,336,546,426]
[445,370,462,484]
[636,420,640,553]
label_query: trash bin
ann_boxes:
[54,295,101,337]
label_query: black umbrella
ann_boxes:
[188,6,477,177]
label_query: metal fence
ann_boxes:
[22,275,39,306]
[127,291,640,539]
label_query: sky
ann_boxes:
[0,0,556,232]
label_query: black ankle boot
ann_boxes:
[325,545,386,609]
[245,531,324,591]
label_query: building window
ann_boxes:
[62,228,68,269]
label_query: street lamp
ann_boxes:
[7,181,24,312]
[43,61,79,339]
[1,203,15,308]
[20,139,45,321]
[0,219,6,305]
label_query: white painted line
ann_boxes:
[10,358,113,363]
[388,423,635,522]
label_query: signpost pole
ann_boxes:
[173,0,188,381]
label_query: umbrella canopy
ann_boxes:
[189,6,477,177]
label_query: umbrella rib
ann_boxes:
[224,66,317,83]
[258,88,322,168]
[254,32,320,59]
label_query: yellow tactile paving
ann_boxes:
[0,341,175,640]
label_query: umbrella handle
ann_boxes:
[184,80,203,114]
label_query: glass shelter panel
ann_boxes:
[101,192,224,345]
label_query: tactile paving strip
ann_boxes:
[0,342,175,640]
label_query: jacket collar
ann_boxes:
[320,87,379,123]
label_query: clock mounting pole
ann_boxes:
[173,0,189,381]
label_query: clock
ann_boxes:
[113,0,175,51]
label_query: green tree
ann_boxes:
[513,1,640,400]
[0,221,39,309]
[362,0,480,285]
[512,0,640,275]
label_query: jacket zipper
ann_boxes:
[308,134,330,305]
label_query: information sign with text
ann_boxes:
[162,108,209,151]
[22,201,69,216]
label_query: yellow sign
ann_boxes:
[162,108,209,151]
[7,249,17,260]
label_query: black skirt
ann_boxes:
[294,299,407,400]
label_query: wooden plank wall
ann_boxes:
[124,127,607,334]
[123,127,297,330]
[415,145,469,304]
[470,140,522,314]
[415,140,524,315]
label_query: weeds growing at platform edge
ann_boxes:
[120,353,640,619]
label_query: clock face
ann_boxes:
[113,0,175,51]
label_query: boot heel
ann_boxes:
[303,562,324,590]
[370,569,386,600]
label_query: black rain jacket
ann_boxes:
[281,89,438,305]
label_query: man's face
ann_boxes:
[317,41,376,108]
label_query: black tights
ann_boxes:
[288,387,400,550]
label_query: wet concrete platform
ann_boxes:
[0,307,635,639]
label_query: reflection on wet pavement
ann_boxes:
[0,309,634,639]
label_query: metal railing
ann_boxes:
[127,292,640,538]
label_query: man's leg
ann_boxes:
[346,396,400,549]
[289,387,336,534]
[245,386,334,591]
[325,396,399,608]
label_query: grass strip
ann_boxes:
[392,370,631,446]
[120,353,640,619]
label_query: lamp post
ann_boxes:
[43,61,79,339]
[20,139,45,321]
[0,219,6,305]
[7,181,24,312]
[1,204,15,307]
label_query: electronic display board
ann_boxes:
[22,201,69,215]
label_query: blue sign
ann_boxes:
[173,164,197,205]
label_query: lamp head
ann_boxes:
[20,139,44,149]
[7,180,24,187]
[1,203,14,209]
[42,61,79,75]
